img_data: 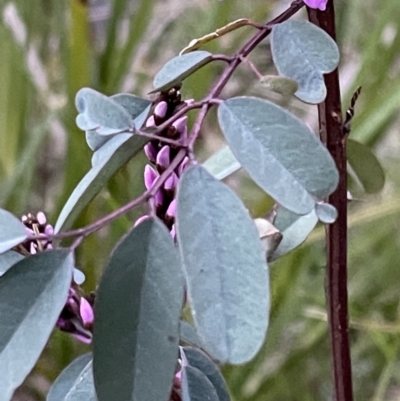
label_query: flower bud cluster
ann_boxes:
[139,87,190,235]
[17,211,94,344]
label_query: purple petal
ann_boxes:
[156,146,170,171]
[166,199,177,219]
[177,157,189,176]
[144,143,157,163]
[44,224,54,236]
[154,101,168,119]
[164,172,178,192]
[80,297,94,325]
[172,116,188,135]
[134,215,150,227]
[36,211,47,225]
[304,0,328,10]
[154,189,164,207]
[144,165,159,190]
[145,115,156,127]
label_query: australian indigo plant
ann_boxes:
[0,1,375,401]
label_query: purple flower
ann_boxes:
[144,165,159,190]
[164,172,179,192]
[156,146,170,171]
[144,143,158,163]
[304,0,328,10]
[166,199,177,219]
[154,101,168,119]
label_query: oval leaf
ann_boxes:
[181,365,219,401]
[269,206,318,261]
[0,250,73,401]
[75,88,133,136]
[347,139,385,194]
[182,347,230,401]
[93,218,184,401]
[47,353,92,401]
[315,202,338,224]
[271,20,340,104]
[54,135,147,233]
[0,251,24,276]
[218,97,339,214]
[64,360,96,401]
[176,166,269,364]
[202,145,241,180]
[0,209,27,253]
[151,51,213,93]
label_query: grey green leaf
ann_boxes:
[202,145,241,180]
[271,20,340,104]
[218,97,339,214]
[93,218,184,401]
[176,166,269,364]
[0,209,27,253]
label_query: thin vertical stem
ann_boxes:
[308,2,354,400]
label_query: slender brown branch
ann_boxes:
[308,2,354,401]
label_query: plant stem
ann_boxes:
[308,2,354,400]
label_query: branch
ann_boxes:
[308,2,354,400]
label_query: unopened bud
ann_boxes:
[154,189,164,207]
[145,115,156,128]
[36,211,47,225]
[144,143,157,163]
[156,146,170,171]
[166,199,177,219]
[154,101,168,120]
[144,165,159,190]
[177,157,189,177]
[164,172,178,192]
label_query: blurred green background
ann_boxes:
[1,0,400,400]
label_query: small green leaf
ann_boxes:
[260,75,299,97]
[75,88,134,136]
[64,360,96,401]
[93,218,184,401]
[55,135,147,233]
[151,51,213,93]
[315,202,338,224]
[0,250,73,401]
[271,20,340,104]
[0,251,24,276]
[181,365,219,401]
[47,353,92,401]
[218,97,338,214]
[177,166,269,364]
[202,145,241,180]
[269,206,318,261]
[182,347,230,401]
[347,139,385,194]
[0,209,27,253]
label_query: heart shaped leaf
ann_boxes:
[0,209,27,253]
[93,218,184,401]
[218,97,339,214]
[176,166,269,364]
[151,51,213,93]
[47,353,92,401]
[271,20,340,104]
[0,250,73,401]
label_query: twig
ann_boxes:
[307,3,354,401]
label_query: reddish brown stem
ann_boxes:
[308,2,354,401]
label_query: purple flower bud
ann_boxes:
[154,189,164,207]
[177,157,189,177]
[166,199,177,219]
[164,172,178,192]
[30,243,37,254]
[304,0,327,10]
[46,243,53,250]
[173,370,182,388]
[134,215,150,227]
[145,115,156,127]
[154,101,168,119]
[170,224,176,239]
[25,227,35,236]
[36,211,47,225]
[172,116,188,136]
[80,297,94,325]
[156,146,170,171]
[144,143,157,163]
[144,165,159,190]
[45,224,54,236]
